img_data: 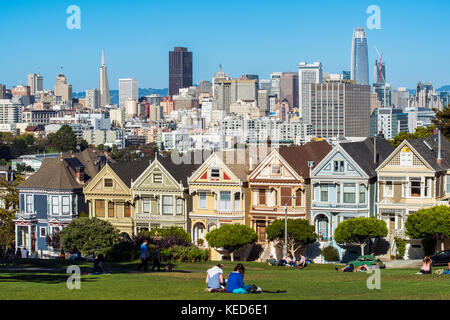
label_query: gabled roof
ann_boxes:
[407,135,450,171]
[340,137,394,176]
[19,149,109,190]
[278,140,332,179]
[109,159,151,188]
[155,153,201,186]
[216,149,250,182]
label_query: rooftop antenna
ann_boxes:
[374,46,387,109]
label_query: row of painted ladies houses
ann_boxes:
[15,135,450,261]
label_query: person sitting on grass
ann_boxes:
[93,254,108,274]
[267,254,278,266]
[296,254,307,269]
[226,263,252,293]
[418,256,432,274]
[206,264,226,291]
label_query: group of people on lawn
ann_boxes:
[267,253,310,269]
[206,263,261,294]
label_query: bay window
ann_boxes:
[198,192,207,209]
[143,198,151,213]
[26,195,33,214]
[220,191,231,211]
[359,184,366,204]
[234,193,241,211]
[62,196,70,215]
[162,196,173,215]
[320,184,328,202]
[176,198,183,215]
[343,183,356,204]
[52,196,59,215]
[410,178,421,197]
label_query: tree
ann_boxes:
[48,125,77,152]
[60,217,121,256]
[78,139,89,152]
[334,217,388,256]
[389,125,435,148]
[432,106,450,141]
[405,206,450,253]
[0,175,24,255]
[266,219,317,258]
[205,224,257,261]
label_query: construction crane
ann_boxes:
[374,46,387,108]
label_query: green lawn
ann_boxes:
[0,260,449,300]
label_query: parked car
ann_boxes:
[347,255,386,269]
[430,250,450,266]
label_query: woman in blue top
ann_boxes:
[226,263,252,293]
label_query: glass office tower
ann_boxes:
[351,27,369,85]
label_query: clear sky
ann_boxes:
[1,0,449,92]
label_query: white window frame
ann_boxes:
[25,194,33,214]
[220,191,231,211]
[234,193,241,212]
[210,168,220,179]
[176,198,183,215]
[51,196,60,215]
[162,196,173,215]
[62,196,71,215]
[142,198,151,214]
[39,226,47,238]
[198,192,207,209]
[384,181,394,198]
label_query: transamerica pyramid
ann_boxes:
[98,48,110,106]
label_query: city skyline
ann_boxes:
[0,0,449,92]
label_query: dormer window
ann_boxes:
[104,179,113,188]
[334,161,345,173]
[211,169,220,178]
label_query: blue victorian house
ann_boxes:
[14,149,108,256]
[310,137,393,262]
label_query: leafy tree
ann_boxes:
[0,175,24,255]
[334,217,388,256]
[389,125,435,148]
[60,217,121,256]
[432,106,450,140]
[48,125,77,152]
[266,219,317,258]
[148,226,192,243]
[405,206,450,253]
[78,139,89,152]
[205,224,257,261]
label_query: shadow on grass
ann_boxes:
[0,270,99,284]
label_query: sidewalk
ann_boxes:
[385,259,422,269]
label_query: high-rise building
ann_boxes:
[169,47,193,97]
[298,61,322,121]
[214,79,258,113]
[280,72,299,109]
[119,78,138,108]
[309,81,371,138]
[54,74,73,106]
[85,89,100,109]
[270,72,283,98]
[98,49,111,106]
[28,73,43,95]
[12,84,31,106]
[0,99,21,124]
[370,108,409,139]
[0,85,6,99]
[374,60,386,85]
[341,71,351,80]
[351,27,369,85]
[392,87,410,109]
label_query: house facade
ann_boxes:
[83,159,149,235]
[248,140,332,260]
[188,150,250,260]
[131,154,199,233]
[15,149,107,256]
[311,137,393,261]
[376,135,450,259]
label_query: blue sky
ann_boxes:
[0,0,449,92]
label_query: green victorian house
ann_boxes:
[131,153,200,233]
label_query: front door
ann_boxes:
[257,222,266,243]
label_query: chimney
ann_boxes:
[437,130,442,166]
[76,166,85,184]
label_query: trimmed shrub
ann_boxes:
[394,237,407,259]
[322,246,339,262]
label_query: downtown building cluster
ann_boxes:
[2,26,450,263]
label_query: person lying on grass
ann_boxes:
[206,264,226,291]
[335,264,369,272]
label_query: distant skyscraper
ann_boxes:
[99,49,110,106]
[0,84,6,99]
[341,71,351,80]
[86,88,100,109]
[298,61,322,121]
[351,27,369,85]
[280,72,299,109]
[270,72,283,98]
[169,47,193,97]
[374,60,386,85]
[119,78,138,108]
[54,74,72,106]
[28,73,43,95]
